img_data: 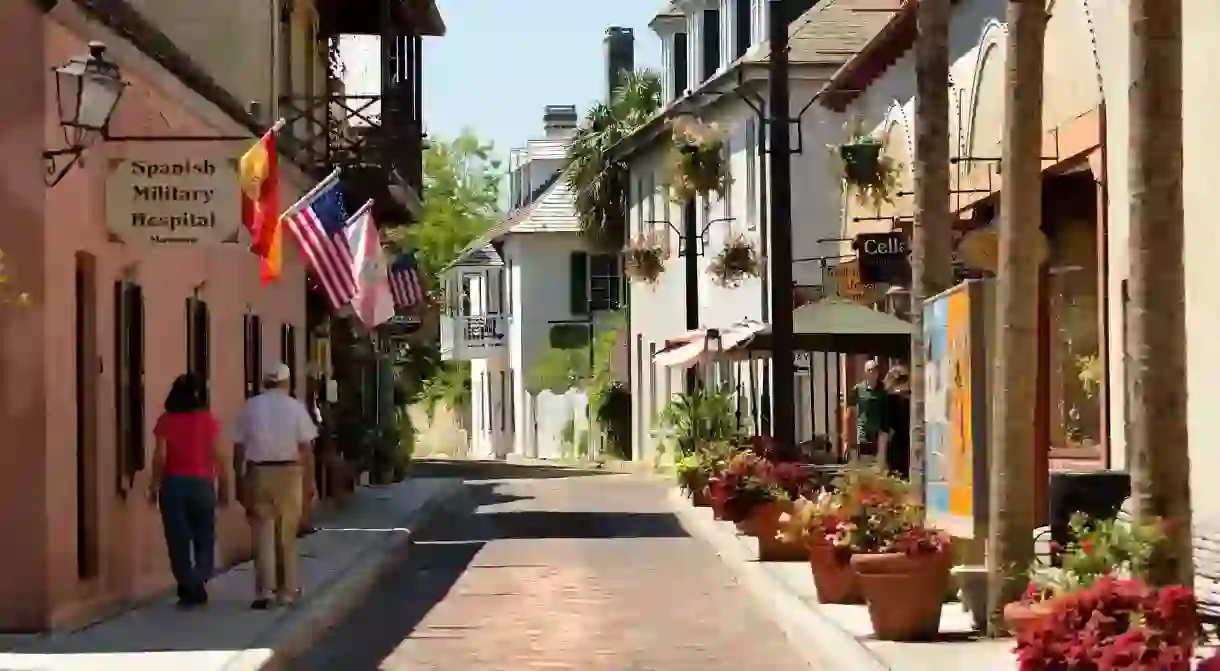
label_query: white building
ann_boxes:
[439,105,624,460]
[615,0,899,463]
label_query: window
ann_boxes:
[745,119,758,230]
[500,370,507,430]
[589,253,621,311]
[244,314,263,398]
[735,0,752,57]
[114,280,145,495]
[281,324,298,397]
[186,297,211,405]
[636,333,644,458]
[650,342,659,422]
[278,0,294,103]
[461,275,475,316]
[674,32,689,95]
[646,173,657,237]
[702,9,721,82]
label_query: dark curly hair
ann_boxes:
[164,374,206,413]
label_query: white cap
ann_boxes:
[264,361,291,383]
[864,359,880,372]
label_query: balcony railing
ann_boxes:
[440,314,510,361]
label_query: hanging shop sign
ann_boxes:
[854,231,911,286]
[105,153,241,246]
[824,260,884,305]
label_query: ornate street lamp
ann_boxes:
[44,41,127,187]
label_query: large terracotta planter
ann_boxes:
[739,501,785,537]
[808,541,862,604]
[1003,599,1059,639]
[758,534,809,562]
[851,551,951,641]
[691,487,711,507]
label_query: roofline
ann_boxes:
[608,57,837,164]
[816,0,962,113]
[411,0,447,36]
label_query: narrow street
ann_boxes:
[288,460,812,670]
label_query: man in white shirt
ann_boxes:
[232,361,318,609]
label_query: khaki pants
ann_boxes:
[246,464,303,599]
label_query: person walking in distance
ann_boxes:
[148,374,229,608]
[232,361,318,610]
[845,359,888,465]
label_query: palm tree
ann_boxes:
[565,70,663,248]
[909,0,955,503]
[986,0,1047,636]
[1128,0,1192,588]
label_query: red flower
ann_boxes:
[1082,539,1094,554]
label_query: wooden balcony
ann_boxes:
[317,0,445,38]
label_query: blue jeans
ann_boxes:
[159,476,217,590]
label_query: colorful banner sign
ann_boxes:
[924,280,989,538]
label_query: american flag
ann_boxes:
[282,170,355,310]
[389,253,426,308]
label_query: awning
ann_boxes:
[652,321,766,368]
[652,301,914,368]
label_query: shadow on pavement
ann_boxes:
[425,510,690,541]
[410,458,614,481]
[286,499,487,671]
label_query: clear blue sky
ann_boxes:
[420,0,664,161]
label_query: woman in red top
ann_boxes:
[148,374,230,608]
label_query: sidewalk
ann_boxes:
[668,489,1016,671]
[0,477,464,671]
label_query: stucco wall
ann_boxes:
[124,0,276,116]
[0,17,314,631]
[625,77,844,462]
[0,0,51,632]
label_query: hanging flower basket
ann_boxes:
[830,123,901,210]
[668,117,731,203]
[623,233,669,285]
[708,234,762,288]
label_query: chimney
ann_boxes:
[604,26,636,102]
[542,105,578,138]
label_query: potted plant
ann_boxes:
[708,451,789,535]
[708,234,762,288]
[782,493,861,602]
[836,468,951,641]
[675,441,735,506]
[1014,576,1201,669]
[1004,512,1166,637]
[830,121,901,210]
[668,117,731,202]
[623,233,668,285]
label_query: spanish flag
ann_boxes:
[238,119,285,284]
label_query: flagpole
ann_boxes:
[268,117,287,134]
[345,199,375,225]
[280,167,342,219]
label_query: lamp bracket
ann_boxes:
[43,147,84,188]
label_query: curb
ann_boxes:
[225,479,466,671]
[667,488,890,671]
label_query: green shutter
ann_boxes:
[570,252,589,315]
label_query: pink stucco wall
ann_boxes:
[0,12,308,631]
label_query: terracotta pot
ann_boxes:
[691,487,711,507]
[758,534,809,562]
[745,501,785,538]
[808,541,862,604]
[1003,599,1059,639]
[851,551,951,641]
[710,496,727,520]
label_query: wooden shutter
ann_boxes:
[701,9,720,82]
[674,32,689,95]
[192,300,210,405]
[126,284,146,476]
[282,324,298,397]
[113,282,129,494]
[735,0,751,58]
[251,315,263,394]
[569,252,589,315]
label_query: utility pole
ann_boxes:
[683,197,699,391]
[768,0,795,446]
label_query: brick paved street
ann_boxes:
[288,460,812,670]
